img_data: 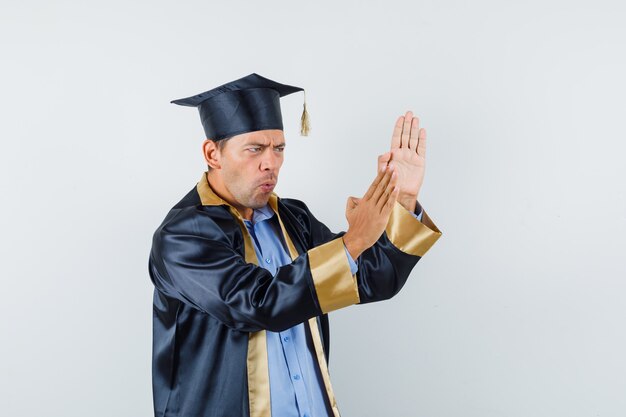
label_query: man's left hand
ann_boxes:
[377,110,426,213]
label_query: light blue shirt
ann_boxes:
[243,203,423,417]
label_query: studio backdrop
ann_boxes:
[1,1,625,416]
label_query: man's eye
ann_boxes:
[248,147,261,153]
[275,147,285,152]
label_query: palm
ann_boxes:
[378,111,427,200]
[391,146,424,196]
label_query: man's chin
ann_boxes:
[247,194,271,210]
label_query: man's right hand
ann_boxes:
[343,163,399,260]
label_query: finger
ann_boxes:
[400,110,413,148]
[377,152,391,173]
[373,166,395,206]
[363,165,386,201]
[416,127,427,156]
[390,116,403,150]
[346,196,358,211]
[371,165,393,205]
[376,168,398,208]
[408,116,420,150]
[381,185,400,215]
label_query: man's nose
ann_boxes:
[260,150,279,171]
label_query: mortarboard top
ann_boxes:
[171,73,310,141]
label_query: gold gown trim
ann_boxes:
[385,201,442,256]
[197,172,273,417]
[308,237,360,313]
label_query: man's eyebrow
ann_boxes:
[246,142,286,147]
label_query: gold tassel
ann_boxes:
[300,90,310,136]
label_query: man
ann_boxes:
[149,73,442,417]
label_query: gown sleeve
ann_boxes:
[148,206,358,333]
[282,198,442,306]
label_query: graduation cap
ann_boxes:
[171,73,310,141]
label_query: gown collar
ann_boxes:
[196,171,280,216]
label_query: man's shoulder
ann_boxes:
[170,185,202,210]
[156,186,202,230]
[279,197,311,214]
[153,186,234,241]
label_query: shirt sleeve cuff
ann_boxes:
[413,200,423,221]
[343,243,358,275]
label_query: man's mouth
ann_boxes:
[258,181,276,193]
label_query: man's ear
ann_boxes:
[202,139,221,169]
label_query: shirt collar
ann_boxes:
[246,204,276,225]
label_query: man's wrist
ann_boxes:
[342,232,365,260]
[397,193,418,213]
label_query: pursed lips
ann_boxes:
[258,176,276,186]
[258,178,276,192]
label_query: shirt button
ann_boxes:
[283,336,290,342]
[293,374,300,380]
[265,258,271,264]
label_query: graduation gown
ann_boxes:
[148,171,442,417]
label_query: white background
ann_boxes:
[1,1,625,416]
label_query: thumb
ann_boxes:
[377,152,391,173]
[346,196,359,210]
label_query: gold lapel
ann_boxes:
[197,171,272,417]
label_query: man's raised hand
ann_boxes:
[342,163,399,260]
[377,110,426,213]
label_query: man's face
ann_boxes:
[216,129,286,210]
